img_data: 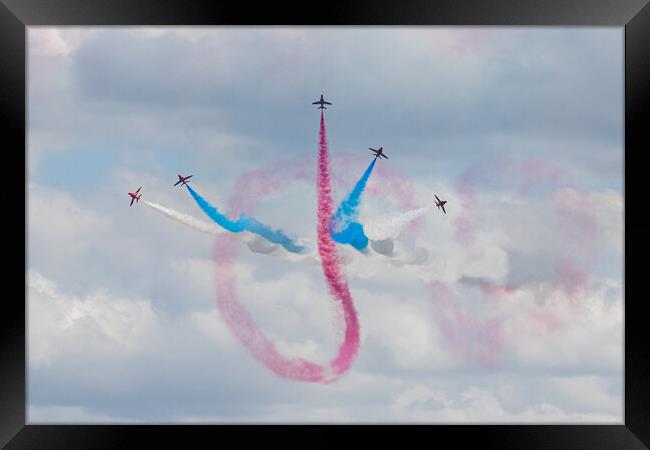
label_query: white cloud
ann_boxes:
[29,28,71,57]
[356,288,455,371]
[589,190,624,255]
[545,375,621,416]
[189,309,238,349]
[387,383,621,423]
[28,270,159,367]
[505,277,623,372]
[26,27,623,423]
[27,183,113,268]
[391,384,450,411]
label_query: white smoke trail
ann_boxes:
[142,200,432,271]
[142,200,225,236]
[143,199,321,263]
[363,207,431,240]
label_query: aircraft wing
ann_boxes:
[324,101,332,105]
[130,197,135,207]
[186,175,193,180]
[382,154,389,159]
[135,186,142,194]
[441,204,446,214]
[312,101,320,104]
[173,180,182,186]
[434,194,441,202]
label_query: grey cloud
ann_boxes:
[65,28,622,167]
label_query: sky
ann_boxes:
[27,27,623,423]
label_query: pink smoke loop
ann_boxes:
[211,112,417,382]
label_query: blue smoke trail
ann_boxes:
[330,221,368,251]
[186,185,247,232]
[239,214,305,254]
[330,158,376,250]
[186,185,304,253]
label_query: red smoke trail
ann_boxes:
[316,111,360,377]
[209,113,361,382]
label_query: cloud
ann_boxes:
[545,376,622,416]
[29,29,71,57]
[28,262,622,422]
[27,164,623,422]
[26,27,623,423]
[28,28,622,191]
[27,270,162,368]
[386,383,620,423]
[505,277,623,373]
[355,287,456,371]
[27,183,114,277]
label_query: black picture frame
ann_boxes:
[2,0,647,448]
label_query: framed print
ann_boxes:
[2,0,648,447]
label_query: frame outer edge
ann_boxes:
[0,0,26,447]
[625,1,650,447]
[0,0,645,448]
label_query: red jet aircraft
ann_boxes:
[312,94,332,110]
[128,186,142,207]
[173,174,193,187]
[370,147,388,160]
[434,194,447,214]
